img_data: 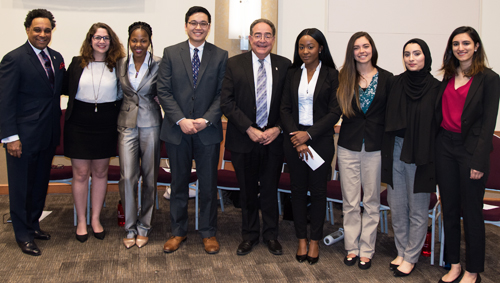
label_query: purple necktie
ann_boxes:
[40,50,55,88]
[192,48,200,88]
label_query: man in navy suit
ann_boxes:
[157,6,227,254]
[0,9,65,256]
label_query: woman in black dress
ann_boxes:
[64,23,125,242]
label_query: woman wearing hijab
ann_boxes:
[381,38,440,277]
[436,26,500,283]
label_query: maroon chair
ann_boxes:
[217,149,240,212]
[483,134,500,227]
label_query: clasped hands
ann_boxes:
[246,126,280,146]
[6,140,22,158]
[179,118,208,135]
[290,131,313,161]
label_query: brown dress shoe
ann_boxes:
[136,235,149,248]
[163,236,187,253]
[203,237,220,254]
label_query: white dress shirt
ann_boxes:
[252,51,273,124]
[127,52,151,90]
[298,61,321,126]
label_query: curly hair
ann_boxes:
[79,22,125,71]
[24,9,56,29]
[126,21,154,76]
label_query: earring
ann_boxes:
[475,50,477,52]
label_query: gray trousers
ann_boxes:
[387,137,430,264]
[118,126,160,237]
[338,145,381,259]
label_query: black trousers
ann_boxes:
[283,132,334,241]
[436,128,487,273]
[231,144,282,242]
[6,146,56,242]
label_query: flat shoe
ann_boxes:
[438,269,464,283]
[136,236,148,248]
[358,259,372,270]
[163,236,187,253]
[344,255,358,266]
[236,240,258,255]
[393,263,416,277]
[203,236,220,254]
[389,263,399,271]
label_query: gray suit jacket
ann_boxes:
[157,40,228,145]
[117,54,162,128]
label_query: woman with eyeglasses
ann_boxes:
[116,21,162,249]
[436,26,500,283]
[280,28,340,265]
[64,23,125,243]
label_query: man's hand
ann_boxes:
[290,131,310,147]
[261,127,280,145]
[246,126,265,143]
[6,140,22,158]
[193,118,208,132]
[179,119,198,135]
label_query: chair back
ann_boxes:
[221,149,231,169]
[486,135,500,190]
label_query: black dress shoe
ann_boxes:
[390,263,399,271]
[33,230,51,240]
[393,264,416,277]
[17,241,41,256]
[76,233,88,243]
[265,240,282,255]
[438,269,464,283]
[236,240,258,255]
[344,255,358,266]
[296,254,307,263]
[93,229,105,240]
[307,255,319,265]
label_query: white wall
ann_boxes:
[278,0,500,131]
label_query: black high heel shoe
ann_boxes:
[92,227,106,240]
[438,269,464,283]
[307,255,319,265]
[389,263,399,271]
[76,233,88,243]
[393,264,416,277]
[296,254,307,263]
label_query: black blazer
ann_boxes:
[0,41,65,151]
[337,67,393,152]
[64,56,122,121]
[280,65,341,140]
[221,52,291,154]
[435,68,500,173]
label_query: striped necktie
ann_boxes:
[256,59,268,128]
[40,50,55,88]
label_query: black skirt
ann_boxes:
[64,100,120,159]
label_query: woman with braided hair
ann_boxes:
[117,21,162,248]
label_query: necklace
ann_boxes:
[90,62,105,112]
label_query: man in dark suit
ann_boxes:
[220,19,291,256]
[157,6,228,254]
[0,9,65,256]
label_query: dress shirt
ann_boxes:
[75,62,118,103]
[127,52,151,90]
[252,51,272,123]
[1,41,55,144]
[298,62,321,126]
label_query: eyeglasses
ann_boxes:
[252,33,274,41]
[188,21,209,28]
[93,35,110,42]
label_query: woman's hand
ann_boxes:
[470,169,484,180]
[295,144,313,161]
[290,131,310,147]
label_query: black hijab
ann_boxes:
[385,38,440,165]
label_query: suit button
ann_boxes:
[192,97,195,100]
[136,104,139,106]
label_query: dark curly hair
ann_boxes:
[126,21,154,76]
[24,9,56,29]
[79,22,125,71]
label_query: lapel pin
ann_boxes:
[53,56,56,59]
[275,67,278,70]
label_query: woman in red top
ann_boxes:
[436,26,500,283]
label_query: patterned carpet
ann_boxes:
[0,192,499,282]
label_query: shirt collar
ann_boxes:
[128,51,151,69]
[189,41,205,52]
[27,40,48,56]
[252,51,271,65]
[300,61,322,71]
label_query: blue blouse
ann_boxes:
[359,72,379,114]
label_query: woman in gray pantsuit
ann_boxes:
[381,39,440,277]
[117,21,162,249]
